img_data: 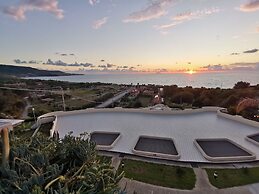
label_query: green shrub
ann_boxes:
[0,132,124,194]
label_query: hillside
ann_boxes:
[0,64,73,77]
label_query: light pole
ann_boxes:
[60,87,66,111]
[32,107,36,123]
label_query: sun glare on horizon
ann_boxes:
[186,70,196,75]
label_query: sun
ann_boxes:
[186,70,196,74]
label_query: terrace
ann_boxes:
[39,107,259,163]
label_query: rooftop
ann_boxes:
[40,107,259,163]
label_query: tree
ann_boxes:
[220,95,239,108]
[233,81,250,89]
[172,91,194,104]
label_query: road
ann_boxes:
[96,89,130,108]
[21,97,31,119]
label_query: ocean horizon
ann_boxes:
[26,71,259,88]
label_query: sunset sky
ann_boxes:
[0,0,259,73]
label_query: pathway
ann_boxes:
[111,154,122,170]
[118,166,256,194]
[96,89,130,108]
[119,177,251,194]
[21,97,31,119]
[193,168,215,191]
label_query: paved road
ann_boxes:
[96,89,130,108]
[21,97,31,119]
[193,168,215,191]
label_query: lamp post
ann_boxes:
[32,107,36,123]
[60,87,66,111]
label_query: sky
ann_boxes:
[0,0,259,74]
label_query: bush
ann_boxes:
[0,132,124,194]
[133,100,142,108]
[172,92,194,104]
[234,81,250,89]
[227,106,236,115]
[221,95,239,108]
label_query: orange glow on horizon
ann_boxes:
[185,69,197,74]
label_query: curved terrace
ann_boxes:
[39,107,259,163]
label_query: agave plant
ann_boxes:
[0,131,124,194]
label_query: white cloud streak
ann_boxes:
[155,7,220,33]
[2,0,64,21]
[92,17,108,29]
[123,0,174,23]
[239,0,259,12]
[89,0,100,6]
[172,8,220,21]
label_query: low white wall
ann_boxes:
[217,110,259,128]
[40,106,221,118]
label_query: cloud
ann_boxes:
[227,62,259,71]
[98,63,116,69]
[2,0,64,21]
[28,60,38,64]
[14,59,41,64]
[123,0,174,23]
[202,62,259,71]
[117,65,129,69]
[44,59,94,67]
[172,8,220,21]
[92,17,108,29]
[155,7,220,32]
[239,0,259,12]
[55,52,75,56]
[202,64,224,71]
[14,59,27,64]
[98,65,107,68]
[107,63,116,68]
[89,0,100,6]
[243,48,258,53]
[230,52,240,55]
[154,21,182,31]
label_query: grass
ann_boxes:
[138,96,152,107]
[97,155,112,164]
[206,167,259,188]
[69,89,96,96]
[118,159,196,190]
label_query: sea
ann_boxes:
[26,71,259,88]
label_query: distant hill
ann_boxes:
[0,64,74,77]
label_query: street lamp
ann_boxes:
[59,87,66,111]
[32,107,36,123]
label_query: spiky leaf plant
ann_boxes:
[0,131,124,194]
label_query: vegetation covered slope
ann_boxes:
[0,64,72,77]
